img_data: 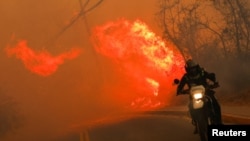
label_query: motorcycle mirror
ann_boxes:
[174,79,180,84]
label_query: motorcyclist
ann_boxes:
[176,59,222,134]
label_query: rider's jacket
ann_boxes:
[177,68,217,95]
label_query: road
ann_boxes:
[88,115,200,141]
[52,105,250,141]
[54,114,200,141]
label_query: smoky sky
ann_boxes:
[1,1,249,141]
[0,1,166,141]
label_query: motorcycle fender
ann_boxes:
[192,99,204,109]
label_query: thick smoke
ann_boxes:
[0,1,175,141]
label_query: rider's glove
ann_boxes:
[213,81,220,88]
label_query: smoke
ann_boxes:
[0,1,185,141]
[1,19,185,141]
[197,47,250,104]
[0,89,23,138]
[211,58,250,98]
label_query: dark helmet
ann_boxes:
[185,59,201,77]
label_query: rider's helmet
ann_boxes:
[185,59,201,77]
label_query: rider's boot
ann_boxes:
[192,120,198,134]
[193,125,198,134]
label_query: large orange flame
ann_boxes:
[92,19,185,110]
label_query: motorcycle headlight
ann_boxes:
[193,93,203,99]
[190,85,205,100]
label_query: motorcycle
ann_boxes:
[173,79,219,141]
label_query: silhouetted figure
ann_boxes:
[176,59,222,134]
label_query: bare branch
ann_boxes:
[45,0,104,46]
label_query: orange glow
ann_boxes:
[5,40,82,76]
[92,19,185,110]
[146,77,159,96]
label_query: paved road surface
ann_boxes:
[88,115,200,141]
[50,105,250,141]
[54,115,200,141]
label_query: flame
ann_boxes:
[146,78,159,96]
[5,40,82,76]
[4,18,184,110]
[92,19,185,110]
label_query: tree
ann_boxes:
[213,0,250,60]
[155,0,221,61]
[156,0,250,97]
[156,0,250,61]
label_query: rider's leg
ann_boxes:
[210,95,222,124]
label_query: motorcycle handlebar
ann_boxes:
[178,84,219,95]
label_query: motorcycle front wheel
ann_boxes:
[196,111,209,141]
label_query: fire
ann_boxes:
[4,18,184,110]
[92,19,185,110]
[5,40,82,76]
[146,78,159,96]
